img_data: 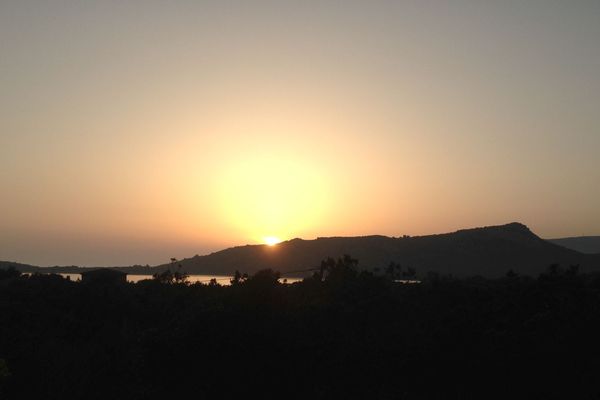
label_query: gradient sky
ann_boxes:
[1,1,599,267]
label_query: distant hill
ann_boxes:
[0,261,154,275]
[4,223,599,278]
[0,261,39,272]
[157,223,600,278]
[548,236,600,254]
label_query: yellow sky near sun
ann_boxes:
[1,1,600,266]
[214,154,331,243]
[173,100,361,246]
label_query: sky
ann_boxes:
[1,0,599,267]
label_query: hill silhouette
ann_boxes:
[548,236,600,254]
[0,261,38,272]
[157,222,600,277]
[4,223,599,278]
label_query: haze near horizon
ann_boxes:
[1,1,599,267]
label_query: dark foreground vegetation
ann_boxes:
[1,258,600,399]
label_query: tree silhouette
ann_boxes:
[2,257,600,398]
[244,269,281,287]
[321,255,358,283]
[152,259,189,284]
[402,267,417,280]
[566,264,580,277]
[505,269,519,279]
[230,270,248,285]
[386,262,402,280]
[0,267,20,280]
[208,278,219,286]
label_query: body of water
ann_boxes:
[58,273,302,285]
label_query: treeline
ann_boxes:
[1,258,600,399]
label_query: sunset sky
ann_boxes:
[1,1,599,267]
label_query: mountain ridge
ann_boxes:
[4,223,600,278]
[548,236,600,255]
[157,222,599,277]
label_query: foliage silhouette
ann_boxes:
[230,270,248,285]
[0,267,20,281]
[152,260,189,284]
[1,259,600,399]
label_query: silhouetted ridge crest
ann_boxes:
[154,222,599,278]
[549,236,600,254]
[5,223,599,278]
[452,222,535,237]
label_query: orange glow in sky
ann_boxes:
[1,2,599,266]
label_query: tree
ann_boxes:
[566,264,580,277]
[245,269,281,287]
[402,267,417,280]
[0,358,10,396]
[386,262,402,280]
[547,263,561,276]
[208,278,219,286]
[0,359,10,380]
[152,259,189,284]
[322,255,358,283]
[230,270,248,285]
[505,269,519,279]
[0,267,21,280]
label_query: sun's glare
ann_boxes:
[212,149,332,245]
[264,236,282,246]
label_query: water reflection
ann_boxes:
[58,273,302,285]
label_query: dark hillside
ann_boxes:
[548,236,600,254]
[164,223,599,277]
[5,223,599,278]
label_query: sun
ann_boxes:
[264,236,282,246]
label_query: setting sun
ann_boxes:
[2,1,599,397]
[264,236,282,246]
